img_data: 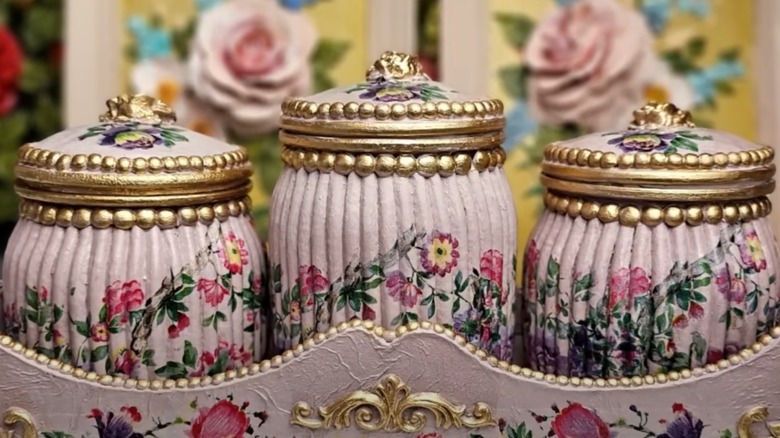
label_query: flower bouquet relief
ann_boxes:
[125,0,349,237]
[496,0,745,208]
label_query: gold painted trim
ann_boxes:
[543,192,772,227]
[1,407,37,438]
[0,318,777,392]
[541,175,776,203]
[16,180,252,208]
[18,197,252,230]
[281,98,504,122]
[290,374,495,432]
[737,406,780,438]
[542,162,776,186]
[18,143,250,174]
[544,144,774,170]
[281,146,506,177]
[280,116,505,138]
[279,130,504,153]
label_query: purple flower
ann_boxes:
[490,325,513,362]
[658,411,704,438]
[606,130,677,152]
[98,124,165,150]
[91,411,143,438]
[358,82,424,102]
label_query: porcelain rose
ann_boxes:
[188,0,317,136]
[525,0,656,132]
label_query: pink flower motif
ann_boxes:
[251,272,262,294]
[219,232,249,275]
[114,348,138,376]
[168,314,190,339]
[551,402,610,438]
[629,267,651,298]
[386,271,423,308]
[188,399,250,438]
[2,302,20,335]
[688,302,704,320]
[104,280,145,323]
[417,434,443,438]
[198,278,229,307]
[525,240,541,302]
[672,314,688,329]
[297,265,327,306]
[420,231,460,276]
[715,267,731,295]
[609,267,651,309]
[120,406,142,423]
[90,322,109,343]
[362,305,376,321]
[39,286,48,302]
[480,249,504,285]
[728,277,747,304]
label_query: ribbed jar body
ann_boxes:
[522,199,780,378]
[0,210,267,380]
[269,166,518,360]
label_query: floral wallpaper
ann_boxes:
[492,0,755,259]
[0,0,63,226]
[121,0,362,237]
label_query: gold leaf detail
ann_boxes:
[366,51,429,82]
[1,407,37,438]
[99,94,176,124]
[738,406,780,438]
[290,374,495,432]
[629,102,695,130]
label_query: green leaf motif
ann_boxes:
[495,12,535,48]
[91,345,108,363]
[155,361,189,379]
[183,341,198,368]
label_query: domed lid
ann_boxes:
[15,94,252,210]
[541,102,775,204]
[280,51,505,151]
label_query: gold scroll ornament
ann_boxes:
[1,408,37,438]
[366,51,430,82]
[738,406,780,438]
[99,94,176,125]
[290,374,496,433]
[629,102,695,130]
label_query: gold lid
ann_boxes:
[279,51,506,178]
[540,102,775,204]
[15,95,253,210]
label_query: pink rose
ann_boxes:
[729,277,747,304]
[628,267,651,298]
[480,249,504,286]
[386,271,423,308]
[114,348,138,376]
[104,280,145,323]
[188,0,317,135]
[551,403,610,438]
[198,278,229,307]
[297,265,328,299]
[608,268,629,309]
[188,399,250,438]
[525,0,655,131]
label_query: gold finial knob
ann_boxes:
[629,102,695,130]
[99,94,177,124]
[366,51,429,82]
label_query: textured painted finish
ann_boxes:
[523,211,780,378]
[0,217,267,380]
[0,325,777,437]
[268,168,518,359]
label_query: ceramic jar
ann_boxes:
[269,51,517,359]
[0,95,268,380]
[522,102,779,378]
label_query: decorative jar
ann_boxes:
[0,95,268,380]
[269,51,517,359]
[522,102,778,378]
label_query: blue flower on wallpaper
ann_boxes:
[196,0,222,12]
[278,0,320,10]
[128,16,172,61]
[687,59,744,105]
[503,100,538,153]
[640,0,710,33]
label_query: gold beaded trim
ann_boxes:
[18,197,252,230]
[544,144,774,170]
[0,319,776,391]
[544,192,772,227]
[280,146,506,177]
[17,143,250,174]
[282,98,504,121]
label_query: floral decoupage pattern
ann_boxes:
[345,80,450,102]
[524,224,779,378]
[77,121,189,149]
[273,226,517,361]
[4,227,266,379]
[39,394,270,438]
[465,402,734,438]
[602,130,713,154]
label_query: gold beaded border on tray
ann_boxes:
[18,198,252,230]
[544,143,774,170]
[544,192,773,228]
[0,318,776,392]
[280,146,506,178]
[281,98,504,122]
[17,143,250,174]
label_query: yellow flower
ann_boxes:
[746,233,765,267]
[421,231,460,276]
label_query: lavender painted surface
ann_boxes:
[268,167,518,361]
[0,324,776,437]
[0,216,268,380]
